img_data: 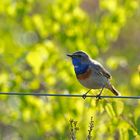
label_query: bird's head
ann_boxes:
[67,51,89,71]
[67,51,90,66]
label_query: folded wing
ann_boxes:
[91,59,111,79]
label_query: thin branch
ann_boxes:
[87,116,94,140]
[0,92,140,99]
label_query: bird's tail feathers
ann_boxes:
[108,85,121,96]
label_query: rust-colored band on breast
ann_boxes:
[76,68,92,80]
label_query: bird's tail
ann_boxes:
[108,84,121,96]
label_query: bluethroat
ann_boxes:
[67,51,120,99]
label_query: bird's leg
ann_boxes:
[96,86,105,100]
[82,89,91,99]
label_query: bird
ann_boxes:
[67,50,120,99]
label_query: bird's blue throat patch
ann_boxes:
[72,58,89,75]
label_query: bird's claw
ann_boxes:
[82,94,87,99]
[96,94,101,100]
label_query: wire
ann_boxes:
[0,92,140,99]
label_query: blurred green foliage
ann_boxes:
[0,0,140,139]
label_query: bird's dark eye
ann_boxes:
[77,55,82,58]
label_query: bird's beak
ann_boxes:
[67,54,73,58]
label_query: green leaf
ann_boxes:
[112,101,124,116]
[128,129,135,140]
[105,103,116,118]
[136,117,140,134]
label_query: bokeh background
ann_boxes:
[0,0,140,139]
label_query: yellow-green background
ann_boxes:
[0,0,140,139]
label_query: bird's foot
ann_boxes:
[82,89,91,99]
[82,94,87,99]
[96,94,102,100]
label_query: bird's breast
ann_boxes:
[76,68,92,80]
[76,68,109,89]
